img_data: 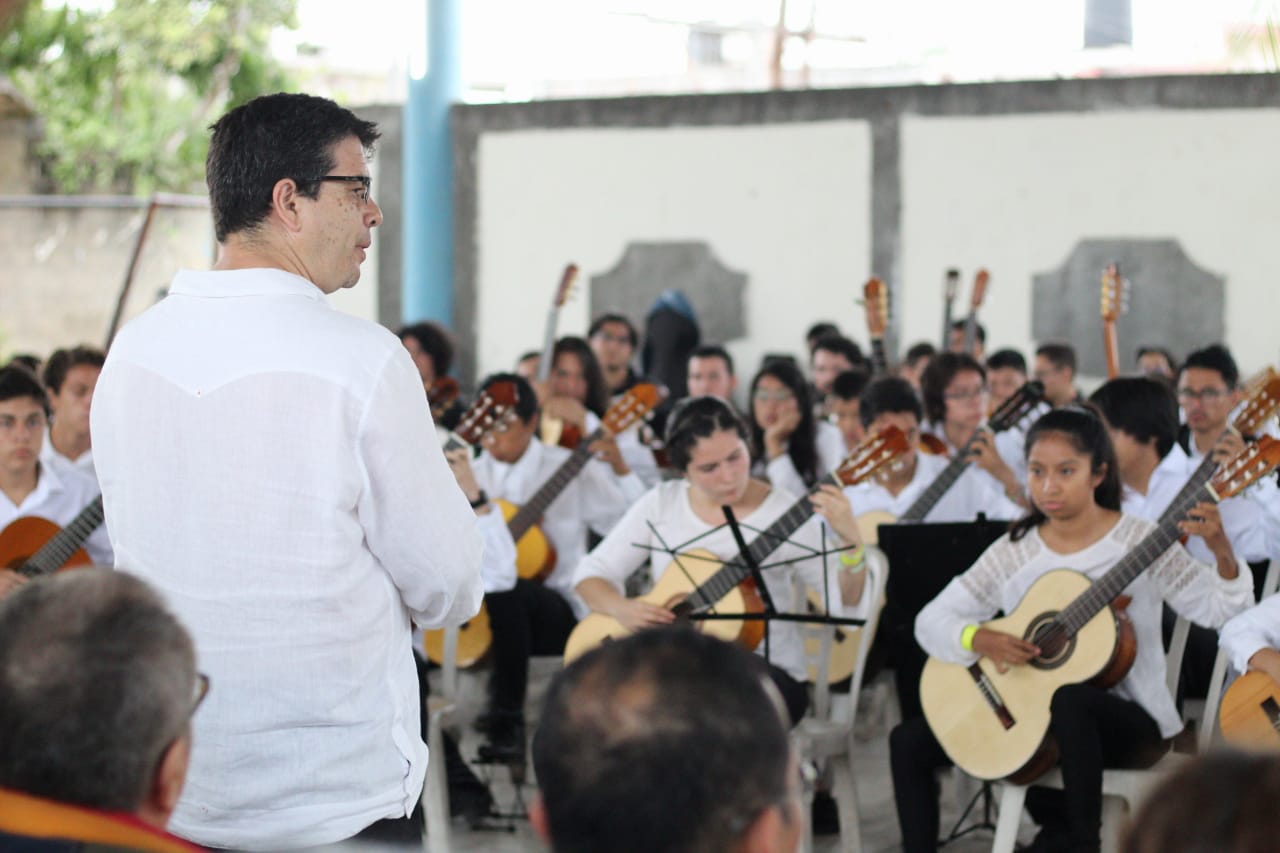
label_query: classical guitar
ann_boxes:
[961,269,989,355]
[562,426,912,664]
[536,264,583,448]
[1100,262,1128,380]
[502,383,662,583]
[1219,670,1280,751]
[941,268,960,351]
[855,380,1045,544]
[919,438,1280,782]
[0,496,105,577]
[862,277,890,378]
[416,381,526,668]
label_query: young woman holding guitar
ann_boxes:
[573,395,875,724]
[891,407,1253,853]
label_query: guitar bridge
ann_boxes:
[967,663,1016,730]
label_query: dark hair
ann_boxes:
[664,396,749,471]
[531,628,793,853]
[0,571,197,813]
[949,318,986,345]
[1035,342,1077,374]
[1136,346,1177,372]
[811,334,864,368]
[398,321,455,377]
[206,93,380,242]
[7,354,42,375]
[830,368,871,403]
[1088,377,1178,459]
[516,350,541,365]
[41,346,106,394]
[904,341,937,365]
[920,352,985,425]
[480,372,538,423]
[1009,406,1121,542]
[553,337,610,417]
[1180,344,1239,388]
[748,360,820,487]
[805,322,840,350]
[588,313,638,349]
[1123,751,1280,853]
[0,364,49,413]
[985,348,1027,375]
[859,376,923,428]
[689,344,735,377]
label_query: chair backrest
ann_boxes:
[1165,614,1191,699]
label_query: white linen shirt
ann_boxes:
[845,449,1021,525]
[0,462,112,567]
[91,268,485,850]
[38,427,96,482]
[1221,592,1280,674]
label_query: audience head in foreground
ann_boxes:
[531,628,802,853]
[0,571,202,841]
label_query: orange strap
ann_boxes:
[0,787,201,852]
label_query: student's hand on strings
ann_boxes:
[542,397,589,430]
[972,628,1040,673]
[0,569,27,600]
[1248,648,1280,690]
[1211,429,1246,466]
[809,483,861,546]
[1179,501,1238,575]
[968,430,1025,505]
[611,598,676,632]
[444,447,485,508]
[588,435,631,477]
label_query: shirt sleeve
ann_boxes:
[1150,541,1255,630]
[474,507,517,594]
[765,454,810,504]
[914,535,1013,665]
[355,349,484,628]
[572,486,662,594]
[579,459,641,537]
[1220,593,1280,674]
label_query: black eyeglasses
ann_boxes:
[301,175,372,204]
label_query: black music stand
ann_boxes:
[876,517,1008,843]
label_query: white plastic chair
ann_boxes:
[792,545,889,853]
[422,625,460,853]
[989,614,1197,853]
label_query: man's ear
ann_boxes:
[736,804,800,853]
[137,734,191,828]
[529,792,552,843]
[272,178,306,233]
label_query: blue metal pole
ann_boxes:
[402,0,461,325]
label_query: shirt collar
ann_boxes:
[168,268,330,304]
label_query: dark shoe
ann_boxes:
[444,730,493,821]
[811,791,840,835]
[476,715,526,765]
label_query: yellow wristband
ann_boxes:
[960,624,979,652]
[839,545,866,572]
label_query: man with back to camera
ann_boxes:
[91,93,485,848]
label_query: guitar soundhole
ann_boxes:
[1026,613,1073,670]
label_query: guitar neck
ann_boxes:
[870,337,890,378]
[535,304,559,384]
[19,495,105,578]
[507,428,605,540]
[963,313,979,355]
[942,302,955,351]
[1059,476,1216,635]
[901,437,978,522]
[684,476,834,611]
[1103,322,1120,380]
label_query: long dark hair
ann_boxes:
[553,336,610,418]
[1009,406,1122,542]
[664,396,750,472]
[748,359,819,488]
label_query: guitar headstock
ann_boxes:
[969,269,990,310]
[554,263,580,309]
[1233,373,1280,436]
[602,383,663,435]
[452,381,519,446]
[831,425,910,487]
[1242,366,1278,402]
[988,380,1046,432]
[1100,262,1128,323]
[1210,436,1280,500]
[861,277,889,338]
[944,268,960,302]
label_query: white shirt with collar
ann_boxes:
[0,462,112,567]
[472,437,637,617]
[39,428,96,483]
[844,449,1021,525]
[91,268,486,849]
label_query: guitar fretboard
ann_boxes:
[870,338,890,378]
[507,428,605,540]
[19,495,105,578]
[901,437,979,522]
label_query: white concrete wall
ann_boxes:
[474,121,873,380]
[899,109,1280,380]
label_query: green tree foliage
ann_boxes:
[1,0,298,194]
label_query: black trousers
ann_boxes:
[486,579,577,716]
[889,683,1166,853]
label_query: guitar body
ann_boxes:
[803,589,861,684]
[422,602,494,668]
[496,499,557,582]
[0,516,93,573]
[563,548,764,664]
[855,510,897,546]
[920,569,1133,781]
[1219,670,1280,751]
